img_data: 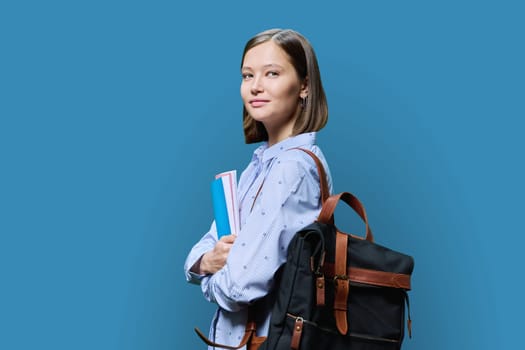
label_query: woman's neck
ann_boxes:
[265,109,301,147]
[267,128,293,147]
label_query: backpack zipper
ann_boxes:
[286,313,400,343]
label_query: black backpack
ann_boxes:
[195,149,414,350]
[259,150,414,350]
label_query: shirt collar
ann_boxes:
[252,132,317,164]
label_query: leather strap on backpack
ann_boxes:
[194,318,266,350]
[334,231,349,335]
[291,148,330,203]
[293,147,330,309]
[322,263,412,290]
[317,192,375,335]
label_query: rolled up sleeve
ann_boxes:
[183,222,218,285]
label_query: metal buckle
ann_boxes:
[334,274,349,282]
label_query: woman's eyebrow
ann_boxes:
[263,63,284,69]
[241,63,284,71]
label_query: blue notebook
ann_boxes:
[211,170,239,239]
[211,178,231,238]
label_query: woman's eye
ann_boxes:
[241,73,253,80]
[267,71,279,77]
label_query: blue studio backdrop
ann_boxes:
[1,1,523,349]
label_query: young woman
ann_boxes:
[184,28,333,349]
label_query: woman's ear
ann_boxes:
[300,76,309,98]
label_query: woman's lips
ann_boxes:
[249,99,269,107]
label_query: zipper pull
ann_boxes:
[291,316,304,350]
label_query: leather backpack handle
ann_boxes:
[317,192,374,242]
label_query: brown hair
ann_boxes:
[241,29,328,144]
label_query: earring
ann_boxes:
[301,96,307,109]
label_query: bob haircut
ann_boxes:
[241,29,328,144]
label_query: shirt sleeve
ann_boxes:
[200,153,323,312]
[183,159,259,285]
[183,221,218,284]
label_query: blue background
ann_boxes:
[1,0,523,349]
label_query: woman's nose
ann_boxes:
[250,76,263,94]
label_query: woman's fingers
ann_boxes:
[201,235,237,274]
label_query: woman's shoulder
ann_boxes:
[274,144,326,167]
[273,144,332,191]
[269,145,325,181]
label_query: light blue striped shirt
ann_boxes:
[184,132,332,349]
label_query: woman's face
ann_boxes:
[241,41,307,139]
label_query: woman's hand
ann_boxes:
[199,234,237,275]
